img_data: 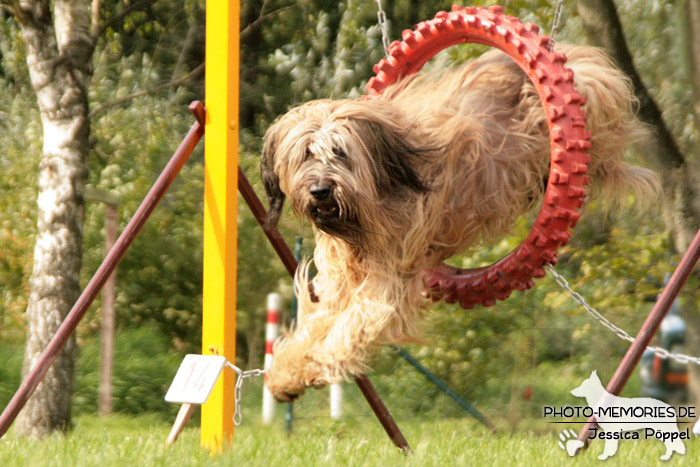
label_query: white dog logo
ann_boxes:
[568,371,686,460]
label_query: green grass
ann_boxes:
[0,413,697,466]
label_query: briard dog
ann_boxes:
[261,44,658,402]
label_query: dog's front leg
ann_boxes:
[265,266,422,402]
[264,323,329,403]
[265,277,352,402]
[265,326,363,403]
[265,307,372,402]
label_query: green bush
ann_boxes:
[74,325,184,418]
[0,345,23,410]
[1,329,187,422]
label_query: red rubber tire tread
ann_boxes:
[365,5,591,309]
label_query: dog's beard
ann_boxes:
[291,182,366,245]
[310,202,362,242]
[309,198,343,228]
[304,196,365,246]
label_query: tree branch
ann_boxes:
[240,1,308,42]
[88,62,203,119]
[170,22,202,84]
[0,3,16,16]
[576,0,686,173]
[93,0,155,39]
[91,0,100,36]
[9,0,44,26]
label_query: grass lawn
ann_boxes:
[0,413,697,466]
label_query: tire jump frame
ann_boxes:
[367,5,591,310]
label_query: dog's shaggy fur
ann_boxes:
[261,45,658,402]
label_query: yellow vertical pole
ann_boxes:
[202,0,239,453]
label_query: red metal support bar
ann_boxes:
[0,102,206,439]
[354,374,413,454]
[237,168,412,454]
[237,167,297,277]
[577,223,700,448]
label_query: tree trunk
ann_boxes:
[680,0,700,409]
[14,0,92,438]
[99,203,117,416]
[576,0,700,251]
[684,0,700,138]
[576,0,700,405]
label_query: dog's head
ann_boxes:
[261,99,432,245]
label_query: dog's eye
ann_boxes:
[304,149,313,161]
[333,147,347,159]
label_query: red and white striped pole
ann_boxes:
[262,293,282,425]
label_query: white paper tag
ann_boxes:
[165,354,227,404]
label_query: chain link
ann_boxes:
[226,362,266,425]
[548,0,565,51]
[375,0,391,56]
[546,265,700,366]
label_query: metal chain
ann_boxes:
[548,0,565,51]
[546,265,700,366]
[226,362,266,425]
[376,0,391,56]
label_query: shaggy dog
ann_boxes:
[261,45,658,402]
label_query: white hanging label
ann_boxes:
[165,354,226,404]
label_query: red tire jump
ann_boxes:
[365,5,591,309]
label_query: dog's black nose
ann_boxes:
[310,184,331,200]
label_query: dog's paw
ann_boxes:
[272,386,306,403]
[265,354,329,403]
[557,429,584,457]
[265,369,307,403]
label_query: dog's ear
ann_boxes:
[261,126,286,229]
[360,118,431,196]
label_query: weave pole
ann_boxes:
[577,224,700,449]
[237,168,412,453]
[262,293,282,425]
[286,237,302,435]
[0,103,205,439]
[330,384,343,420]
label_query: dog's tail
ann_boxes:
[557,44,660,205]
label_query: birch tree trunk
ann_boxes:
[12,0,93,438]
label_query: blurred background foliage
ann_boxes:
[0,0,697,425]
